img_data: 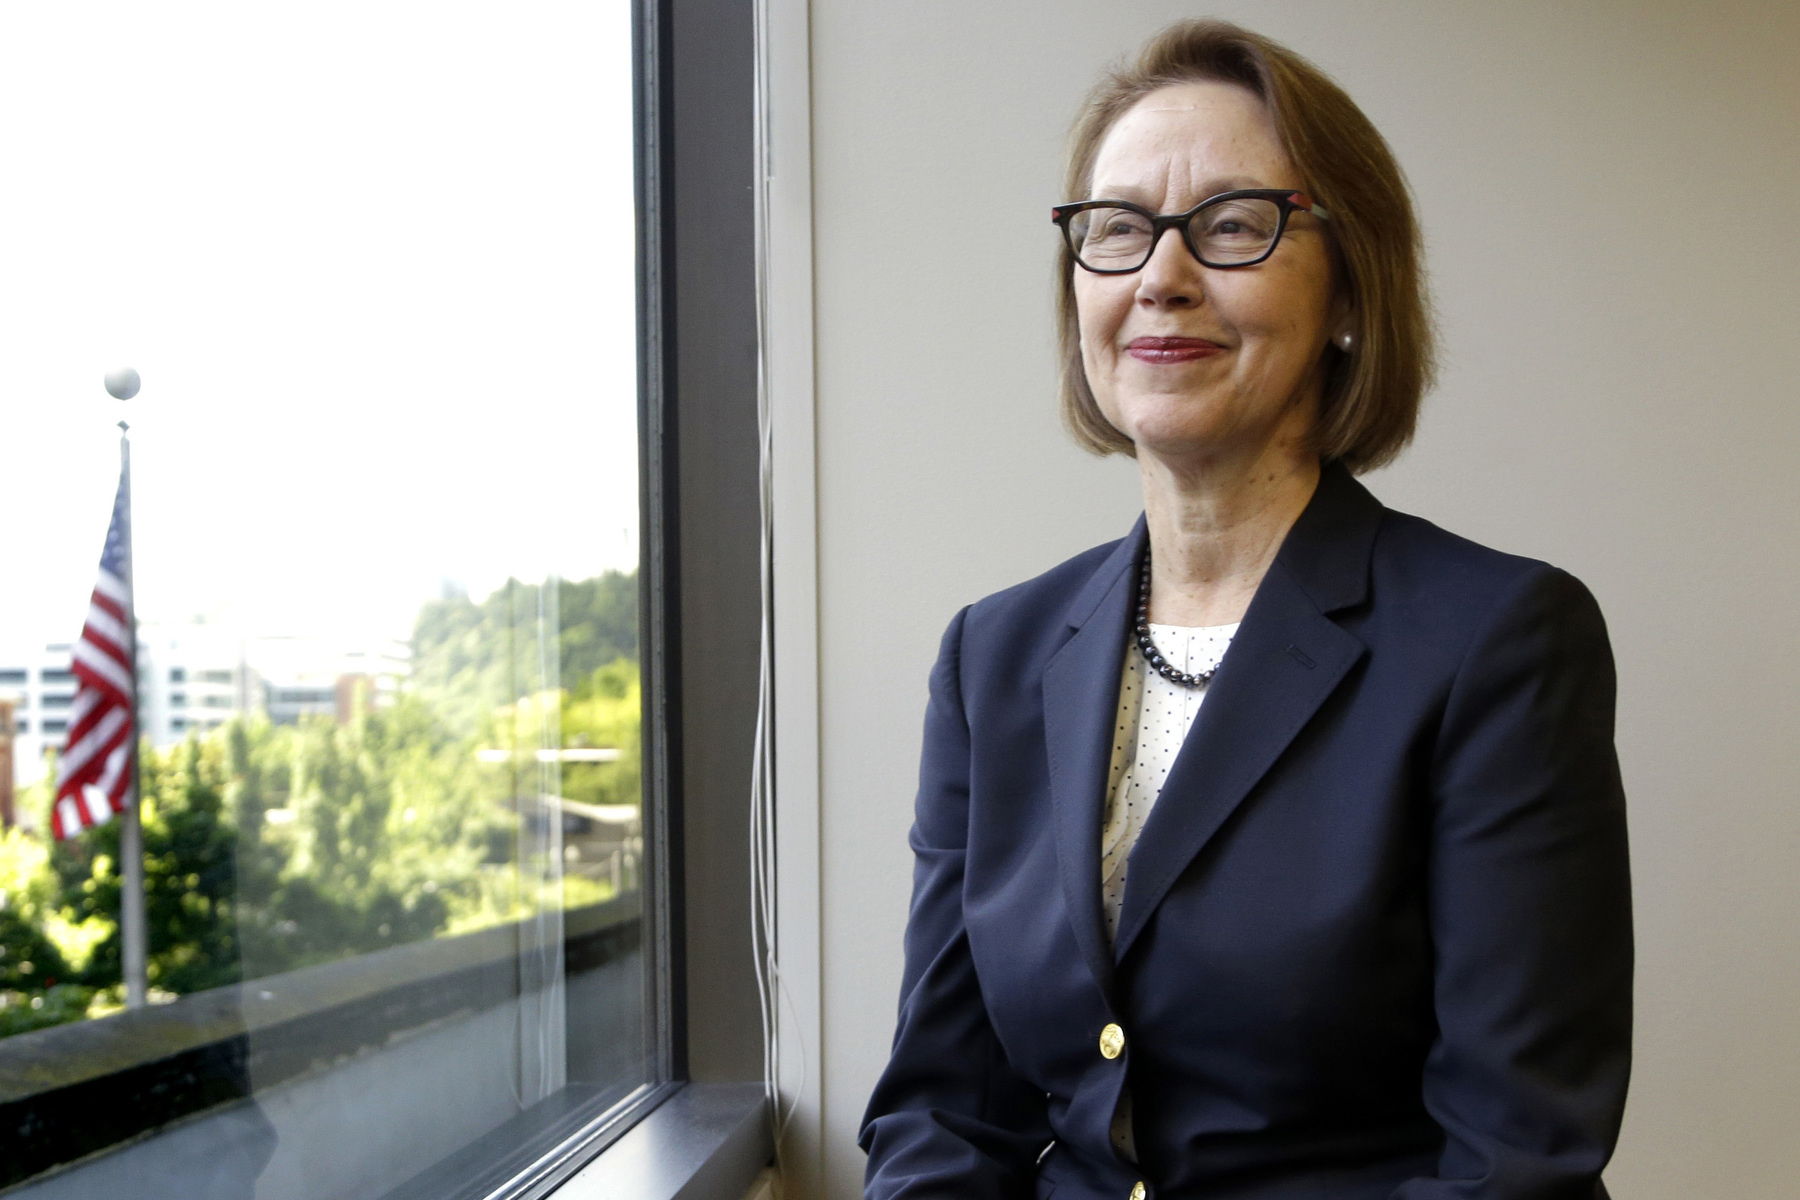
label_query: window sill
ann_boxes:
[550,1082,769,1200]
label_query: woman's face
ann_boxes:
[1075,81,1343,467]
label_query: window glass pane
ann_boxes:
[0,2,647,1195]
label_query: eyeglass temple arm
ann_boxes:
[1288,192,1331,221]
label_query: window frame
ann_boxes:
[532,0,774,1184]
[0,0,770,1195]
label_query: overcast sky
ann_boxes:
[0,1,637,650]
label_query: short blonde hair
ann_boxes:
[1059,20,1433,472]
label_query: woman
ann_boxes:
[860,20,1631,1200]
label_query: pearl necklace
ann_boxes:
[1133,548,1218,690]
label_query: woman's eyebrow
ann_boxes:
[1196,174,1269,194]
[1086,175,1274,205]
[1085,182,1158,203]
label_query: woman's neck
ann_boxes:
[1138,440,1321,628]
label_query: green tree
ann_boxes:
[41,701,498,996]
[0,907,69,992]
[0,824,81,1035]
[556,573,639,682]
[561,658,643,811]
[412,571,639,736]
[230,700,506,974]
[51,737,241,994]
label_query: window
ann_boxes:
[37,694,72,710]
[0,1,775,1195]
[0,670,25,685]
[37,670,73,685]
[168,692,187,707]
[268,687,335,705]
[37,720,67,735]
[13,720,27,735]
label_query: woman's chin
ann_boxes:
[1109,390,1318,471]
[1117,414,1242,464]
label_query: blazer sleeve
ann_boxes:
[1398,565,1633,1199]
[860,607,1053,1200]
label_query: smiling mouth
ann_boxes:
[1126,337,1225,364]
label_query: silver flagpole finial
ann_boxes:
[105,367,141,400]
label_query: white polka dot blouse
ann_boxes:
[1100,620,1239,942]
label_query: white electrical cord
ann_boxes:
[749,0,803,1171]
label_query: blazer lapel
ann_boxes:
[1110,464,1382,962]
[1042,519,1146,998]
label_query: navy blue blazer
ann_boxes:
[861,463,1632,1200]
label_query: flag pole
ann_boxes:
[116,417,147,1009]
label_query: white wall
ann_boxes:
[791,2,1800,1196]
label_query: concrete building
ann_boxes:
[134,622,252,748]
[0,641,85,796]
[0,626,411,800]
[248,635,409,727]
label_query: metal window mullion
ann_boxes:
[635,0,685,1088]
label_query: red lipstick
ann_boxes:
[1127,336,1224,364]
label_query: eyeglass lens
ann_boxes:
[1068,198,1284,270]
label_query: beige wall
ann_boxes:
[802,2,1800,1195]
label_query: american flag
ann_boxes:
[52,471,137,841]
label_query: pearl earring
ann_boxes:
[1335,329,1355,352]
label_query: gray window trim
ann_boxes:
[553,1083,770,1200]
[515,0,768,1191]
[542,0,769,1192]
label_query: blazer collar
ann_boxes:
[1063,514,1147,630]
[1044,461,1385,985]
[1042,518,1144,996]
[1265,458,1381,616]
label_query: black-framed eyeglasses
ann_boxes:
[1051,189,1331,274]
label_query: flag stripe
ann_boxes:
[82,783,117,826]
[73,638,133,700]
[63,689,102,735]
[92,570,129,611]
[95,740,131,798]
[82,605,131,655]
[57,705,128,785]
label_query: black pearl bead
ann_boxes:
[1132,543,1220,690]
